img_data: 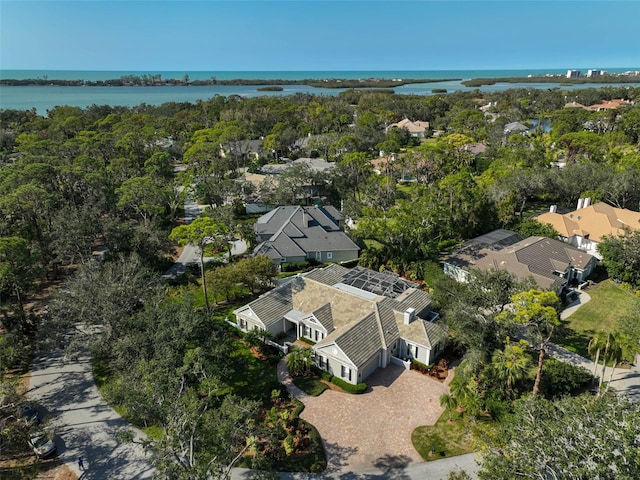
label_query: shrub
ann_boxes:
[330,376,367,394]
[411,359,432,373]
[311,365,332,382]
[539,359,595,399]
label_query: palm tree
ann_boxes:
[588,331,608,376]
[491,339,530,392]
[589,331,623,394]
[285,347,314,377]
[439,392,458,421]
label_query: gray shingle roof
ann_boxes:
[312,303,334,332]
[333,313,383,367]
[303,264,351,285]
[444,231,596,290]
[253,206,359,259]
[247,283,293,328]
[395,289,433,318]
[376,299,401,348]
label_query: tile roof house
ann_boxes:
[253,205,360,265]
[233,265,446,385]
[536,199,640,259]
[387,118,430,138]
[585,99,633,111]
[443,229,597,293]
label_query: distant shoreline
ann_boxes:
[0,76,462,89]
[462,74,640,87]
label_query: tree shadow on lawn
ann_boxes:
[556,324,592,358]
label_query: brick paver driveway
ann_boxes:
[279,362,450,473]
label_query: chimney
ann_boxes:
[403,308,416,325]
[577,198,584,210]
[550,205,557,213]
[583,197,591,208]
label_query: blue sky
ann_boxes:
[1,1,639,71]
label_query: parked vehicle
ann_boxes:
[28,431,56,458]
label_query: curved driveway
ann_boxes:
[27,330,154,479]
[277,360,456,474]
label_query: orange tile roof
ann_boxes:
[537,202,640,242]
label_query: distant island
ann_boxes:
[256,86,284,91]
[0,74,461,89]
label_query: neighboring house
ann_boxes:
[387,118,430,138]
[536,200,640,259]
[503,122,529,136]
[260,157,335,175]
[563,99,633,111]
[253,205,360,265]
[222,139,264,161]
[564,101,586,109]
[586,99,633,111]
[462,143,487,156]
[443,229,597,294]
[233,265,447,385]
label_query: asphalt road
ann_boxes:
[27,330,155,480]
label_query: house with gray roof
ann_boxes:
[503,122,530,136]
[253,205,360,266]
[443,229,597,294]
[233,265,447,385]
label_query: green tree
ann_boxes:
[497,290,560,396]
[0,236,40,332]
[597,228,640,287]
[116,176,171,226]
[286,347,314,377]
[439,392,458,421]
[170,217,229,313]
[491,338,530,392]
[478,394,640,480]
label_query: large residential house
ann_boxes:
[253,205,360,266]
[233,265,447,385]
[443,229,597,294]
[387,118,430,138]
[536,200,640,259]
[563,99,633,111]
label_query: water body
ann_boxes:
[2,69,639,113]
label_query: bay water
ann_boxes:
[2,69,638,114]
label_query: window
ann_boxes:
[318,355,326,368]
[327,252,333,260]
[341,365,352,381]
[304,325,311,338]
[315,330,319,341]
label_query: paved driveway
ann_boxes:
[27,332,154,479]
[279,362,450,473]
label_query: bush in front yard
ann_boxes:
[330,376,367,394]
[311,365,332,382]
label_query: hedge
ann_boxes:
[330,376,367,394]
[311,365,332,382]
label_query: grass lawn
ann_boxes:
[412,412,477,461]
[292,376,328,396]
[560,280,639,357]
